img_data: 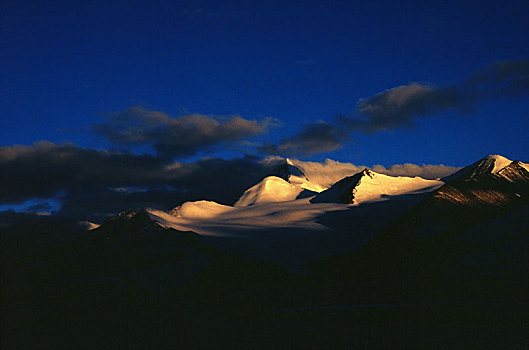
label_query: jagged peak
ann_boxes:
[361,168,374,178]
[443,154,514,182]
[311,168,442,205]
[278,159,306,178]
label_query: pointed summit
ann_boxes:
[275,158,324,192]
[443,154,513,182]
[311,169,443,205]
[277,158,307,182]
[361,168,374,178]
[479,155,512,174]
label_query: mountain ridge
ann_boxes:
[311,168,443,205]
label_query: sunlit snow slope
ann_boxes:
[312,169,443,205]
[234,176,305,206]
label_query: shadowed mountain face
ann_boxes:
[373,156,529,242]
[55,209,209,282]
[310,170,366,203]
[436,158,529,208]
[309,155,529,283]
[43,208,288,290]
[2,208,294,349]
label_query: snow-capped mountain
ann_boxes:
[234,176,307,206]
[236,158,447,207]
[311,168,444,205]
[277,158,325,192]
[434,155,529,208]
[363,154,529,244]
[443,154,528,182]
[65,154,528,267]
[277,158,307,183]
[309,154,529,286]
[5,154,527,350]
[233,158,323,207]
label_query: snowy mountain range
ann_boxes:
[3,153,528,349]
[99,154,527,227]
[77,154,528,267]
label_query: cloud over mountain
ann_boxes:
[259,122,349,156]
[0,141,170,203]
[371,163,461,180]
[0,141,461,220]
[0,142,283,219]
[291,158,460,188]
[93,107,276,158]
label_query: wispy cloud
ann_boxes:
[370,163,461,180]
[468,59,529,98]
[260,60,529,156]
[259,122,349,157]
[338,83,467,133]
[93,107,276,158]
[340,59,529,133]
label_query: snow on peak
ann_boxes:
[484,155,512,173]
[277,159,326,192]
[278,158,307,181]
[234,176,305,206]
[361,168,374,178]
[443,154,513,182]
[312,170,443,205]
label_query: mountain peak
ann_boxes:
[311,170,443,205]
[275,158,325,193]
[481,154,512,173]
[277,158,307,181]
[361,168,374,178]
[443,154,513,182]
[234,176,303,206]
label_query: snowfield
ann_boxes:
[312,169,444,205]
[147,198,350,236]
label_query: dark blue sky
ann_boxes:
[2,0,528,167]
